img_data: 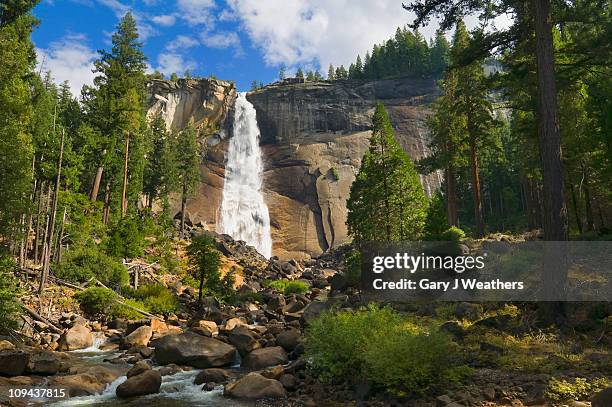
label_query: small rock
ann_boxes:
[126,360,151,378]
[122,326,152,349]
[436,394,453,406]
[483,387,496,401]
[194,368,232,385]
[229,326,260,356]
[592,387,612,407]
[116,370,162,398]
[0,340,15,351]
[192,320,218,337]
[242,347,288,370]
[276,329,300,351]
[224,317,247,331]
[279,373,296,389]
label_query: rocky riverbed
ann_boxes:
[1,232,610,407]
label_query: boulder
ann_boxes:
[126,360,151,378]
[58,324,93,351]
[0,340,15,351]
[592,387,612,407]
[276,329,300,351]
[224,317,247,331]
[224,373,286,400]
[194,368,232,385]
[191,320,218,337]
[27,351,60,376]
[154,332,236,368]
[150,319,168,334]
[279,373,297,389]
[122,326,152,349]
[116,370,162,398]
[229,326,260,356]
[0,351,29,377]
[242,347,288,370]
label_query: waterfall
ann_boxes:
[218,92,272,258]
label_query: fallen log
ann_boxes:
[21,303,63,334]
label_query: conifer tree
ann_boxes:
[347,103,427,243]
[327,64,335,80]
[278,64,286,80]
[175,123,201,238]
[295,67,304,80]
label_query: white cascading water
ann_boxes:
[218,92,272,258]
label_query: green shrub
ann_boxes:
[345,250,362,287]
[304,305,469,395]
[441,226,465,242]
[546,377,611,403]
[104,216,145,259]
[111,299,150,319]
[74,287,117,318]
[53,246,129,289]
[423,191,448,240]
[265,279,309,295]
[284,281,309,295]
[0,255,22,333]
[129,284,179,315]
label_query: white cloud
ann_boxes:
[225,0,507,71]
[156,53,198,75]
[36,35,97,96]
[151,14,176,27]
[166,35,200,51]
[200,31,240,49]
[177,0,217,26]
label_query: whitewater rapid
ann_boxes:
[218,92,272,258]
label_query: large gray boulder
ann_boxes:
[224,372,286,399]
[242,346,288,370]
[0,350,29,376]
[154,332,236,368]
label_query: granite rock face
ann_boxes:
[147,77,441,259]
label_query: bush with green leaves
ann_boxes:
[0,254,22,333]
[53,245,129,289]
[545,377,610,403]
[344,250,362,287]
[441,226,465,242]
[304,305,469,395]
[128,284,179,315]
[74,287,118,318]
[423,191,449,240]
[265,279,309,295]
[104,216,145,259]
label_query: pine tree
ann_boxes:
[278,64,286,80]
[175,123,201,238]
[327,64,335,80]
[295,67,304,80]
[85,12,147,221]
[306,70,315,81]
[250,80,259,91]
[347,103,428,243]
[314,70,323,81]
[143,115,177,210]
[0,1,36,243]
[354,55,363,78]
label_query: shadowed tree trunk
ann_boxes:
[533,0,568,321]
[446,165,458,226]
[90,149,106,201]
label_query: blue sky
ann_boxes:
[34,1,512,93]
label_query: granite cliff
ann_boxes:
[146,77,442,259]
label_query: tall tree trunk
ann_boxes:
[103,182,111,225]
[90,149,106,201]
[569,181,582,235]
[54,207,67,264]
[469,135,484,237]
[121,133,130,218]
[180,183,187,239]
[40,130,64,295]
[581,163,594,232]
[446,165,458,226]
[33,181,46,264]
[533,0,568,319]
[533,0,568,241]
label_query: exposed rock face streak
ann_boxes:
[147,77,441,259]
